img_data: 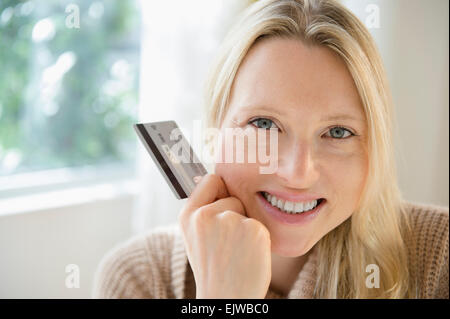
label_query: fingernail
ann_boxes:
[193,175,203,184]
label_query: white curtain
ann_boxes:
[132,0,248,234]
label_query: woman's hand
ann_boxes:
[178,174,272,299]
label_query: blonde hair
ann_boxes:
[204,0,415,298]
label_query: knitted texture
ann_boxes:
[92,202,449,299]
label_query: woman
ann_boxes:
[93,0,448,298]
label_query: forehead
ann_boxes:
[227,37,364,120]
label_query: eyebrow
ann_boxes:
[240,105,286,117]
[240,105,364,122]
[320,114,365,122]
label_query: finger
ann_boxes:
[202,196,246,217]
[184,174,230,213]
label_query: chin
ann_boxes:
[271,238,314,257]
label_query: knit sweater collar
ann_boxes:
[170,230,319,299]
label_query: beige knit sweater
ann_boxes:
[92,201,449,299]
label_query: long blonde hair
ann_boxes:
[203,0,415,298]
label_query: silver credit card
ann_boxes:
[134,121,208,199]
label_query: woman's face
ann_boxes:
[214,37,369,257]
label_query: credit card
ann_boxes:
[134,121,208,199]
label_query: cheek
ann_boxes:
[319,146,368,210]
[213,129,263,196]
[214,162,260,200]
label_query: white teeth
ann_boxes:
[270,196,277,206]
[262,192,320,214]
[294,202,304,212]
[284,201,294,212]
[304,202,312,211]
[277,198,283,209]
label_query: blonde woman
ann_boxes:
[93,0,448,299]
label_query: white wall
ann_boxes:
[0,195,134,298]
[341,0,449,206]
[389,0,449,206]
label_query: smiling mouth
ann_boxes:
[259,191,326,214]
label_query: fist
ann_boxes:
[178,174,272,299]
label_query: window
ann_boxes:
[0,0,141,195]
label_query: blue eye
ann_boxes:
[249,118,279,130]
[326,127,354,139]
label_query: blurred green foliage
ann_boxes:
[0,0,140,175]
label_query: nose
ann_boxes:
[276,140,320,189]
